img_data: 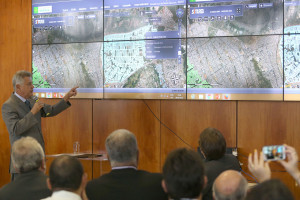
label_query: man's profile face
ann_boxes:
[17,76,34,99]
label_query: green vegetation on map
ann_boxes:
[251,58,272,88]
[32,65,51,88]
[124,68,142,88]
[80,62,96,88]
[187,59,212,88]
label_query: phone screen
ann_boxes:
[262,145,286,161]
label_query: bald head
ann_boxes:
[213,170,248,200]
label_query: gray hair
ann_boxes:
[105,129,138,167]
[12,70,32,91]
[213,174,248,200]
[12,137,45,173]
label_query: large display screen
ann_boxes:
[32,0,300,100]
[187,35,283,100]
[32,0,103,44]
[103,39,186,99]
[32,43,103,98]
[187,0,283,37]
[104,0,186,41]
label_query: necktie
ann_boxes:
[25,100,31,110]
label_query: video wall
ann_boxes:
[32,0,300,100]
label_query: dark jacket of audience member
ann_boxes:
[198,127,241,200]
[0,137,51,200]
[85,129,168,200]
[246,179,294,200]
[162,148,206,200]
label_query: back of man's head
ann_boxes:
[49,155,84,192]
[12,136,45,173]
[162,148,205,200]
[105,129,138,167]
[245,179,294,200]
[213,170,248,200]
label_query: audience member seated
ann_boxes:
[162,148,206,200]
[198,127,241,200]
[245,179,294,200]
[212,170,248,200]
[41,155,87,200]
[0,137,51,200]
[85,129,168,200]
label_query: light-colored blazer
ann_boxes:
[2,93,70,173]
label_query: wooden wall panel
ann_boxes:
[238,101,300,199]
[41,99,93,180]
[0,0,31,186]
[92,99,161,178]
[160,100,237,165]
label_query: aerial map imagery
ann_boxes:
[103,39,186,90]
[187,35,283,90]
[187,0,283,37]
[32,0,103,44]
[32,43,103,89]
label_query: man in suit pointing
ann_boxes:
[2,70,78,180]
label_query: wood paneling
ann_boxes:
[0,0,32,186]
[160,100,237,165]
[92,99,161,178]
[41,99,93,180]
[238,101,300,199]
[2,0,300,199]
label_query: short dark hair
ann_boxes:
[49,155,84,191]
[163,148,205,200]
[246,179,294,200]
[198,127,226,160]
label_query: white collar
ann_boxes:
[51,190,81,200]
[14,92,26,102]
[111,166,137,170]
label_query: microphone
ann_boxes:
[32,95,50,116]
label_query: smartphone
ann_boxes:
[262,145,286,161]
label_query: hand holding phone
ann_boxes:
[262,145,286,161]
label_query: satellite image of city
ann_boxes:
[103,4,186,89]
[285,0,300,33]
[104,5,186,40]
[103,39,186,89]
[284,0,300,89]
[187,36,283,89]
[32,43,103,89]
[284,30,300,88]
[187,0,283,37]
[32,10,103,44]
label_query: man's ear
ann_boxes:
[47,178,52,190]
[161,180,168,193]
[81,173,88,189]
[40,159,46,173]
[204,175,208,189]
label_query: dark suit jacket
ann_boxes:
[0,170,52,200]
[86,168,168,200]
[203,154,241,200]
[2,93,70,173]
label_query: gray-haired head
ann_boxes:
[213,170,248,200]
[12,136,45,173]
[12,70,31,92]
[105,129,138,167]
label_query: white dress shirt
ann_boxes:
[41,190,82,200]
